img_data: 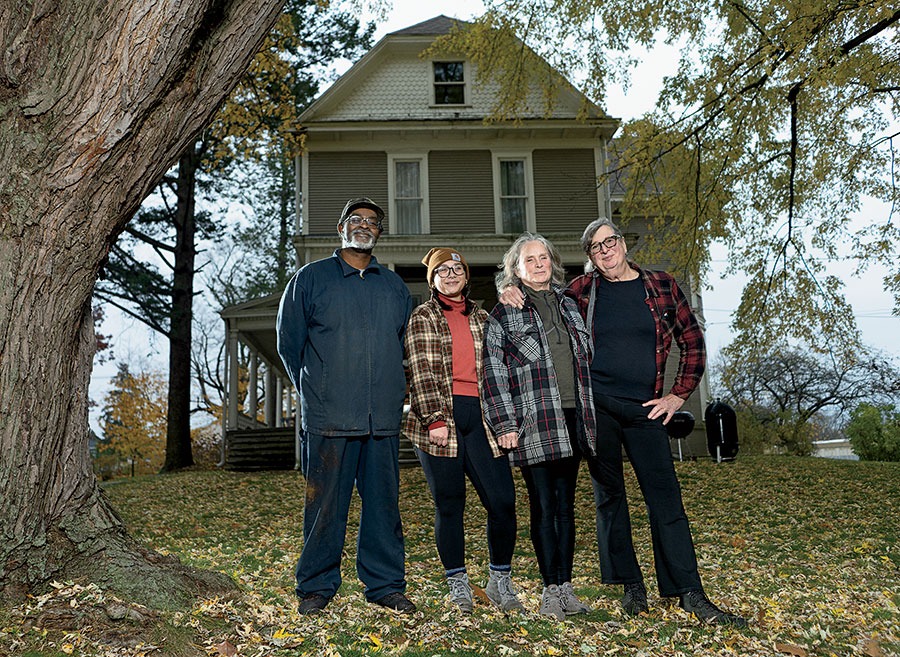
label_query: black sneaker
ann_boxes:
[679,590,747,628]
[371,591,416,613]
[621,581,649,616]
[298,593,330,615]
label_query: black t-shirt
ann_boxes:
[590,276,656,402]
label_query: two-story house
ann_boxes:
[219,15,710,470]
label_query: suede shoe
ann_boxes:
[559,581,592,615]
[485,569,525,612]
[447,572,474,613]
[539,584,566,620]
[298,593,330,615]
[621,581,649,616]
[679,590,747,628]
[372,591,417,613]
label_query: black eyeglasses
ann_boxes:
[434,264,466,278]
[587,235,622,255]
[343,215,382,229]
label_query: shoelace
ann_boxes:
[448,577,469,598]
[687,592,720,616]
[496,575,517,598]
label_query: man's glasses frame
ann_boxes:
[343,215,383,229]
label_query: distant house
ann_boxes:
[219,15,711,469]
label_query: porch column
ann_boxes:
[248,351,259,423]
[275,377,284,428]
[227,329,240,431]
[264,366,276,426]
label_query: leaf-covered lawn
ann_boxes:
[2,456,897,656]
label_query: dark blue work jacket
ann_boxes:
[277,250,413,437]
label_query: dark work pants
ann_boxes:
[416,395,517,571]
[296,432,406,602]
[519,409,582,586]
[587,393,702,597]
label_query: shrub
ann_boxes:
[846,403,900,462]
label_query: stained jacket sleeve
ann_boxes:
[670,277,706,399]
[276,271,308,391]
[481,310,518,437]
[404,308,446,429]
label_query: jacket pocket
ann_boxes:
[506,326,542,367]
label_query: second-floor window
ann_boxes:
[499,159,527,233]
[394,159,423,234]
[433,61,465,105]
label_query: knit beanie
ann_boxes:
[421,247,469,286]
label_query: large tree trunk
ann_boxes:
[162,146,200,472]
[0,0,283,607]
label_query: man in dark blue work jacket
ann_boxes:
[277,197,415,615]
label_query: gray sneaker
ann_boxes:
[485,570,525,612]
[447,572,473,613]
[539,584,566,620]
[559,581,592,615]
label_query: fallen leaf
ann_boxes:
[775,642,807,656]
[216,639,238,656]
[862,638,885,657]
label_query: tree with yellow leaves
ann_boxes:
[436,1,899,364]
[99,364,168,477]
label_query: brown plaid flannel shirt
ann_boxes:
[403,299,501,458]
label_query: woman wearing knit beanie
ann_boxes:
[404,247,522,614]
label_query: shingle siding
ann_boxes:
[321,56,577,122]
[306,152,389,235]
[533,149,600,233]
[428,150,495,233]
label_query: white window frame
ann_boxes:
[492,151,535,234]
[387,153,430,234]
[431,60,469,107]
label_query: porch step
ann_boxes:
[225,428,295,471]
[225,428,419,471]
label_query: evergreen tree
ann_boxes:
[94,3,373,471]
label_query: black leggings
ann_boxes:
[519,408,582,585]
[417,395,517,571]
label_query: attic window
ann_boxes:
[433,61,465,105]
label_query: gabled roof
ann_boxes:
[297,14,614,125]
[388,15,464,36]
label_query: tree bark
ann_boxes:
[0,0,283,607]
[162,146,200,472]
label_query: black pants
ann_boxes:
[417,395,517,571]
[587,393,703,597]
[519,408,582,586]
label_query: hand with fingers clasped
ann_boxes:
[497,431,519,450]
[428,426,450,447]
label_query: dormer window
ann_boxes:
[433,61,465,105]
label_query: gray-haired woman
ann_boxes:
[481,233,597,620]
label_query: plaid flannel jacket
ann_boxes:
[566,263,706,400]
[482,284,597,467]
[403,299,501,458]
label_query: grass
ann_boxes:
[1,455,898,656]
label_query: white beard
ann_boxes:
[342,227,376,251]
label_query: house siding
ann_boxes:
[534,149,599,233]
[428,150,495,233]
[306,152,389,235]
[319,53,574,122]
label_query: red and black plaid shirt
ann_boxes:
[566,264,705,400]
